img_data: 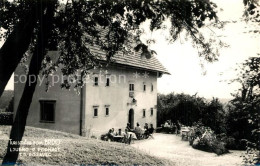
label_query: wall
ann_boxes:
[14,52,158,136]
[84,64,158,137]
[14,52,81,135]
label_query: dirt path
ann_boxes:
[131,133,244,166]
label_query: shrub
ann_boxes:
[190,123,229,155]
[0,112,13,125]
[242,142,260,165]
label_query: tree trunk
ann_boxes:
[2,1,55,164]
[0,1,39,98]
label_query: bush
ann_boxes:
[0,112,13,125]
[190,123,229,155]
[223,136,237,149]
[242,140,260,165]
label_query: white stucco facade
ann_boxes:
[14,51,167,137]
[83,65,158,136]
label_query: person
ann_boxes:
[118,128,122,136]
[125,124,137,142]
[148,124,154,134]
[176,120,181,135]
[147,124,155,139]
[111,128,116,135]
[126,123,134,132]
[144,123,149,139]
[107,129,115,141]
[164,121,170,128]
[134,122,143,139]
[123,129,131,144]
[172,123,177,134]
[144,123,149,130]
[112,128,124,142]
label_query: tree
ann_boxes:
[202,98,226,134]
[157,92,226,134]
[243,0,260,23]
[235,1,260,163]
[157,93,207,126]
[0,0,224,97]
[0,0,224,164]
[227,57,260,164]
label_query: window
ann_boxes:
[143,109,146,118]
[106,77,110,87]
[129,84,134,91]
[151,84,154,92]
[105,107,109,116]
[94,77,98,86]
[93,107,98,117]
[150,108,153,116]
[143,84,146,91]
[40,100,55,123]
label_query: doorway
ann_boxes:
[128,109,134,129]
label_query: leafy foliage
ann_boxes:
[227,56,260,164]
[157,93,226,134]
[243,0,260,23]
[190,122,228,155]
[0,0,225,92]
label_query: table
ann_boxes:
[113,135,124,142]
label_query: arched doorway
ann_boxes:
[128,109,134,129]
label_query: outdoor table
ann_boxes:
[113,135,124,142]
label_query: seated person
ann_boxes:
[144,123,149,139]
[134,123,143,139]
[107,129,115,141]
[147,124,155,139]
[111,128,116,135]
[123,129,137,144]
[134,123,142,134]
[118,128,123,136]
[126,128,137,140]
[126,123,134,132]
[144,123,149,130]
[123,129,130,144]
[164,121,170,128]
[148,124,154,134]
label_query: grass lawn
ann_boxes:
[0,125,174,165]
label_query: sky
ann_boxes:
[151,0,260,99]
[3,0,260,99]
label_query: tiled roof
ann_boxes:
[88,45,170,74]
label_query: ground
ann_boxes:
[0,125,173,165]
[131,133,244,166]
[0,126,244,165]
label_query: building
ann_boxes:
[14,48,169,137]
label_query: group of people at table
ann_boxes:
[105,122,155,144]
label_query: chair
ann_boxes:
[181,127,190,141]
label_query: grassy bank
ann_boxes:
[0,125,174,165]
